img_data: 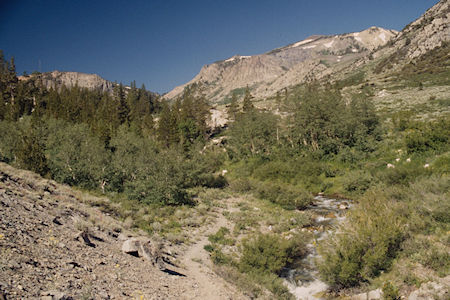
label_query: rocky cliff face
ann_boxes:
[392,0,449,60]
[19,71,115,93]
[164,27,397,103]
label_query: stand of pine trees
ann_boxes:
[0,52,221,205]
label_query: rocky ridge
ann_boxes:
[164,27,397,103]
[382,0,449,62]
[19,71,115,93]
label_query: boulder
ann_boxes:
[121,238,141,257]
[121,237,165,269]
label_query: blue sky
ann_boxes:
[0,0,438,94]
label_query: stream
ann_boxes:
[281,195,350,300]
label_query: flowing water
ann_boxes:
[281,196,350,300]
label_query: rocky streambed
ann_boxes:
[282,195,350,300]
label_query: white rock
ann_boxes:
[339,204,348,210]
[121,238,140,255]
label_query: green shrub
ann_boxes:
[208,227,234,245]
[420,247,450,277]
[249,272,294,299]
[0,121,18,163]
[199,174,228,188]
[239,233,304,275]
[252,160,295,181]
[211,248,230,265]
[378,162,431,186]
[343,170,374,193]
[432,154,450,175]
[204,244,214,252]
[382,281,400,300]
[318,190,407,288]
[255,182,313,210]
[229,178,253,193]
[404,117,449,154]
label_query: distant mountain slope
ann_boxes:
[164,27,397,103]
[19,71,115,93]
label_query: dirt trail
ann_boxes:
[177,199,247,300]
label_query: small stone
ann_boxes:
[74,231,96,248]
[117,233,130,241]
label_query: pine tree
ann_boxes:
[157,102,178,147]
[127,81,139,122]
[0,96,5,121]
[114,83,129,125]
[227,92,239,121]
[242,86,254,113]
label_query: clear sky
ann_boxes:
[0,0,439,94]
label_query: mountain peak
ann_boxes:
[164,26,397,103]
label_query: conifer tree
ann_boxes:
[127,81,139,122]
[0,96,5,121]
[114,83,129,125]
[157,101,178,147]
[227,92,239,121]
[242,86,254,113]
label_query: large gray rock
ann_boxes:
[121,238,141,256]
[121,237,165,269]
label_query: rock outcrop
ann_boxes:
[391,0,449,61]
[19,71,115,93]
[369,0,450,72]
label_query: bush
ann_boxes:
[239,233,304,275]
[382,281,400,300]
[204,244,214,252]
[210,248,231,265]
[208,227,234,245]
[343,170,374,193]
[404,117,449,154]
[255,182,313,210]
[202,174,228,188]
[378,162,430,186]
[0,121,19,163]
[318,190,407,288]
[229,178,253,193]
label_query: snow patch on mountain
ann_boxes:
[291,39,314,48]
